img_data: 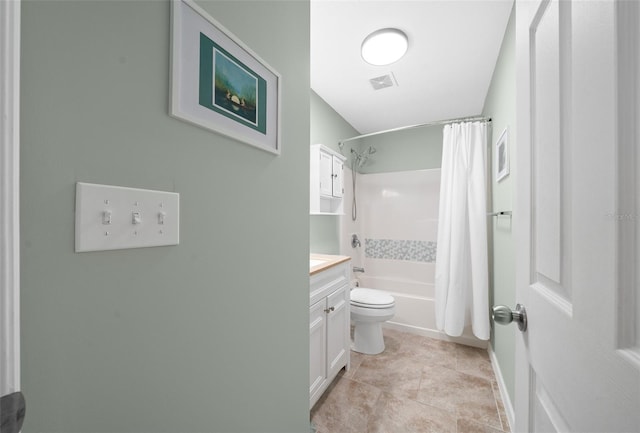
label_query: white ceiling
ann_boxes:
[311,0,514,135]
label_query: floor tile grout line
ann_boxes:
[353,354,464,422]
[365,385,385,433]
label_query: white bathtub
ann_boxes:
[355,263,487,348]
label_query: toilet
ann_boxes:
[350,288,395,355]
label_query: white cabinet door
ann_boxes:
[319,151,344,198]
[332,156,344,199]
[309,260,351,408]
[318,151,333,197]
[310,145,347,214]
[326,286,348,380]
[515,1,640,431]
[309,299,327,405]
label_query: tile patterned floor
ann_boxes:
[311,328,510,433]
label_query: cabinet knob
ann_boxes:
[324,306,335,314]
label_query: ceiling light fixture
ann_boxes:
[361,28,408,66]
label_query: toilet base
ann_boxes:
[352,321,385,355]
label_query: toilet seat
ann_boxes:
[350,300,395,309]
[350,288,395,309]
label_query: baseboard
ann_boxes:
[488,347,515,432]
[383,321,488,349]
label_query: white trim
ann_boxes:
[488,347,515,432]
[0,0,21,396]
[617,0,640,366]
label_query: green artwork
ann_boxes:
[199,33,267,134]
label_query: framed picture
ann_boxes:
[495,127,509,182]
[170,0,281,155]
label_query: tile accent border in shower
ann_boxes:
[364,238,437,263]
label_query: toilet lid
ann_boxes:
[350,288,395,307]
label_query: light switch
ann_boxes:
[102,210,112,225]
[75,182,179,252]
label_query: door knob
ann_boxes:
[492,304,527,332]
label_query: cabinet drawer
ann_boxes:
[310,262,349,306]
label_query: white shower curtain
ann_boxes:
[435,121,490,340]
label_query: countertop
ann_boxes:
[310,253,351,276]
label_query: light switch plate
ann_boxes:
[75,182,180,252]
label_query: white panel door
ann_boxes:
[515,1,640,431]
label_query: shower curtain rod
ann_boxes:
[338,115,492,149]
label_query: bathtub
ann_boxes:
[357,270,486,349]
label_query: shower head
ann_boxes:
[351,146,376,168]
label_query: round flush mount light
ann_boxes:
[361,28,408,66]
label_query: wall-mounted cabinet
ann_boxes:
[310,144,346,215]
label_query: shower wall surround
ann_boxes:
[341,168,485,347]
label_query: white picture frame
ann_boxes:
[495,127,509,182]
[170,0,281,155]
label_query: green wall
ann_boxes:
[359,126,443,173]
[310,91,358,154]
[482,4,516,408]
[20,1,310,432]
[309,90,358,254]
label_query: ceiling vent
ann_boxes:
[369,73,396,90]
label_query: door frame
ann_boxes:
[0,0,21,396]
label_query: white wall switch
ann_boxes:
[75,182,180,252]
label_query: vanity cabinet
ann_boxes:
[310,144,346,215]
[309,259,350,409]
